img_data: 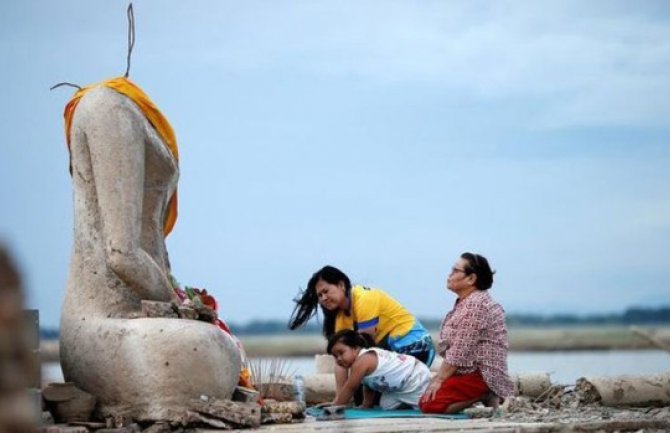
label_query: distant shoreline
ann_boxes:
[41,325,670,361]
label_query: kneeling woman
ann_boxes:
[420,253,515,414]
[327,330,432,410]
[289,265,435,400]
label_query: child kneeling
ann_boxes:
[326,330,432,410]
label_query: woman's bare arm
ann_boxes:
[421,360,457,403]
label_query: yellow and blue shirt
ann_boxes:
[334,285,433,364]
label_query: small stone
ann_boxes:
[261,413,292,424]
[193,305,217,323]
[177,305,197,320]
[96,424,141,433]
[232,386,260,403]
[39,426,88,433]
[69,422,106,429]
[464,406,495,418]
[141,423,171,433]
[141,301,178,318]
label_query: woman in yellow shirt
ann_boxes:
[289,265,435,373]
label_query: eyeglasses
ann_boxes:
[450,267,467,276]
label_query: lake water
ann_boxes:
[43,350,668,386]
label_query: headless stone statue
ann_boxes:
[60,85,241,421]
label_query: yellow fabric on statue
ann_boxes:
[63,77,179,237]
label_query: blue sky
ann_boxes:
[1,1,669,328]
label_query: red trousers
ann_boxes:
[419,370,490,413]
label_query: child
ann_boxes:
[326,330,432,410]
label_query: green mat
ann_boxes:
[306,407,468,420]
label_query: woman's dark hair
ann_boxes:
[461,252,495,291]
[327,330,375,355]
[288,265,352,338]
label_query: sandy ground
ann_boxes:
[215,405,670,433]
[220,399,670,433]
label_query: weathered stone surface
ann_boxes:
[177,306,198,321]
[23,309,41,388]
[39,426,88,433]
[183,411,231,430]
[576,372,670,407]
[304,374,336,404]
[261,401,305,417]
[513,372,552,398]
[141,301,178,318]
[259,379,294,402]
[43,382,96,423]
[232,386,259,403]
[261,413,293,424]
[140,422,171,433]
[69,421,106,429]
[59,86,241,421]
[463,406,495,418]
[189,398,260,428]
[95,424,141,433]
[193,305,217,323]
[314,354,334,374]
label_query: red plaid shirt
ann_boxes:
[438,290,515,398]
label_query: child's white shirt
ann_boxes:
[359,347,432,409]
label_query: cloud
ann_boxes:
[156,1,670,130]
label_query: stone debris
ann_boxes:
[139,300,220,325]
[260,413,292,424]
[576,371,670,407]
[513,372,553,398]
[43,382,96,423]
[39,426,89,433]
[261,400,305,416]
[232,386,260,404]
[176,306,198,321]
[140,422,171,433]
[188,397,261,428]
[37,382,309,432]
[141,301,179,319]
[257,379,294,402]
[94,425,141,433]
[182,412,231,430]
[69,422,107,429]
[494,383,670,432]
[463,406,496,418]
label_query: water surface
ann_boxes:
[44,350,668,385]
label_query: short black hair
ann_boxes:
[461,252,495,290]
[327,330,375,355]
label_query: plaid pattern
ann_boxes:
[438,291,515,398]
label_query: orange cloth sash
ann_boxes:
[63,77,179,237]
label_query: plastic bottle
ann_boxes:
[293,374,305,404]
